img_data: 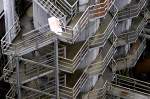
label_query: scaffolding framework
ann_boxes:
[1,0,150,99]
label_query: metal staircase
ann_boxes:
[33,0,115,44]
[3,44,59,84]
[59,68,89,99]
[1,25,56,56]
[2,0,150,99]
[58,31,117,74]
[117,0,147,21]
[88,37,117,75]
[59,0,115,43]
[1,0,116,57]
[114,38,146,71]
[90,6,118,48]
[117,15,147,45]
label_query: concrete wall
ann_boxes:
[79,0,89,12]
[78,47,100,70]
[33,1,49,29]
[115,0,131,10]
[115,19,132,36]
[3,0,16,42]
[0,0,3,14]
[81,74,99,92]
[76,19,100,42]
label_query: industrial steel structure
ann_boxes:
[1,0,150,99]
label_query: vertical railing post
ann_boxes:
[64,74,66,86]
[54,39,60,99]
[64,47,66,58]
[16,56,21,99]
[115,74,117,85]
[133,80,136,91]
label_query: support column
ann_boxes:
[16,56,21,99]
[33,1,49,29]
[54,39,59,99]
[3,0,16,42]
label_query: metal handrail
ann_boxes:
[3,57,16,83]
[3,54,56,83]
[2,46,64,81]
[1,0,114,56]
[1,24,56,55]
[145,8,150,20]
[59,85,73,98]
[72,67,88,97]
[72,7,90,42]
[112,84,150,97]
[1,14,20,42]
[129,38,146,67]
[119,0,146,14]
[113,73,150,96]
[114,74,150,86]
[118,5,138,15]
[3,45,61,81]
[94,5,118,36]
[6,81,57,99]
[0,10,4,19]
[24,93,51,99]
[24,81,59,99]
[8,67,54,84]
